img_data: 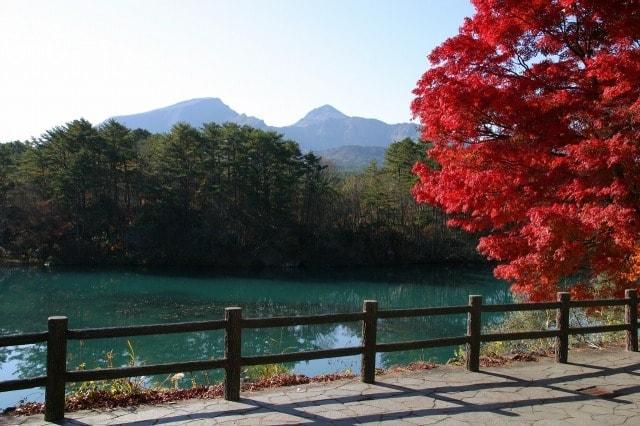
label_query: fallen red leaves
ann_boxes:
[5,372,356,416]
[386,360,438,373]
[479,349,552,367]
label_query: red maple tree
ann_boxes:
[411,0,640,300]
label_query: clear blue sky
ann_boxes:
[0,0,474,141]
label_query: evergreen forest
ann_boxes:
[0,119,478,267]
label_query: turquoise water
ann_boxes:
[0,265,510,409]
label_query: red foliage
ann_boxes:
[411,0,640,300]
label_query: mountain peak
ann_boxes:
[171,97,224,107]
[296,105,347,125]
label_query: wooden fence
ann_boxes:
[1,290,638,423]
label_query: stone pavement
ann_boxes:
[6,349,640,425]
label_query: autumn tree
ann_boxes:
[412,0,640,300]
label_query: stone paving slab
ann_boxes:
[5,349,640,425]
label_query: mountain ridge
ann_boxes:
[108,97,419,153]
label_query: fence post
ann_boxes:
[625,289,638,352]
[555,292,570,363]
[361,300,378,383]
[45,316,68,423]
[466,295,482,372]
[224,307,242,401]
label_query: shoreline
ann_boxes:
[0,258,492,269]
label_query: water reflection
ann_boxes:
[0,265,510,408]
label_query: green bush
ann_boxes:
[243,364,291,381]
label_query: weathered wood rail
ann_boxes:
[1,290,639,423]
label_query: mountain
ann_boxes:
[110,98,267,133]
[282,105,418,151]
[107,98,419,153]
[317,145,387,171]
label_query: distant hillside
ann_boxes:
[317,145,386,170]
[107,98,418,153]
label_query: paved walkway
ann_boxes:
[6,349,640,425]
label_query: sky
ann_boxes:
[0,0,474,141]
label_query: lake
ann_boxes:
[0,265,510,409]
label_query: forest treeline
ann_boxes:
[0,119,479,267]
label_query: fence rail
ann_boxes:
[1,289,639,423]
[0,332,48,347]
[67,319,227,340]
